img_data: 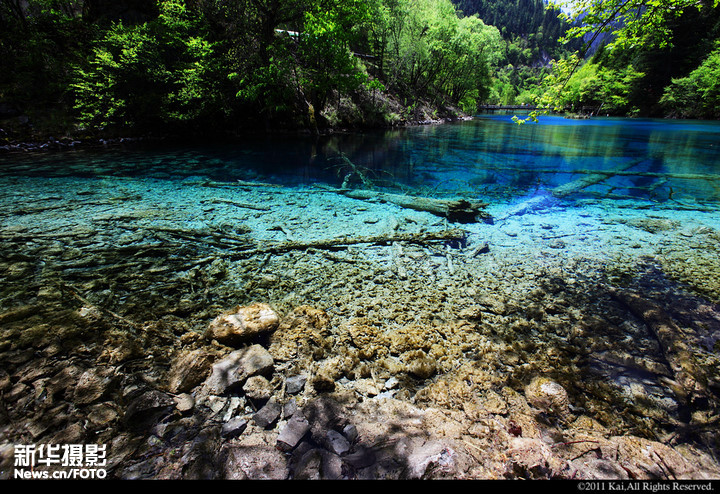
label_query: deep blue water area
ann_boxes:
[2,115,719,207]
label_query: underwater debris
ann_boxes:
[316,185,490,223]
[495,190,559,223]
[331,153,378,190]
[608,288,710,412]
[551,159,644,198]
[229,229,469,258]
[208,197,271,211]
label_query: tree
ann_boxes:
[295,0,372,118]
[660,41,720,118]
[441,14,502,109]
[0,1,94,123]
[514,0,720,121]
[71,0,222,135]
[552,0,720,54]
[549,59,644,114]
[375,0,501,109]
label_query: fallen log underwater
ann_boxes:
[551,160,644,198]
[228,229,468,259]
[482,165,720,183]
[315,185,491,223]
[607,287,711,411]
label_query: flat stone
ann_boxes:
[221,417,248,439]
[87,402,120,428]
[124,390,174,429]
[326,430,350,455]
[173,393,195,413]
[253,397,281,429]
[206,303,280,345]
[277,412,311,452]
[167,349,214,394]
[204,344,274,395]
[286,374,306,394]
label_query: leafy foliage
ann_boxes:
[518,0,720,121]
[71,0,221,134]
[0,1,93,126]
[375,0,502,108]
[660,42,720,119]
[553,0,720,52]
[550,60,645,114]
[3,0,720,140]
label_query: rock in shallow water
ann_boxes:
[124,390,175,430]
[167,348,214,394]
[524,376,571,419]
[203,344,275,395]
[206,303,280,345]
[277,412,311,452]
[73,367,115,405]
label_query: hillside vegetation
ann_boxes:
[1,0,719,143]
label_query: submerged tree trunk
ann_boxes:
[551,159,643,198]
[318,186,490,223]
[228,228,468,259]
[608,287,710,412]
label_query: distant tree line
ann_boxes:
[2,0,719,143]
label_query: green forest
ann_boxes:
[1,0,720,143]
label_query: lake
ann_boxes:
[3,116,720,207]
[1,115,719,479]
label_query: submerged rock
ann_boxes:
[253,397,282,429]
[405,353,437,379]
[173,393,195,414]
[124,390,175,430]
[221,417,248,439]
[505,437,555,479]
[277,412,311,452]
[73,367,116,405]
[167,348,214,394]
[206,303,280,345]
[203,344,275,395]
[524,376,571,419]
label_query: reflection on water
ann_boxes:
[1,115,719,207]
[354,115,720,205]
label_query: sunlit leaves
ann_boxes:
[71,0,220,132]
[660,41,720,118]
[380,0,502,107]
[550,0,720,51]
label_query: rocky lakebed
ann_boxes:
[1,158,720,480]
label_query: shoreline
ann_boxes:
[0,99,474,155]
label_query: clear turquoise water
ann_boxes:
[2,115,719,207]
[2,114,720,471]
[359,114,720,204]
